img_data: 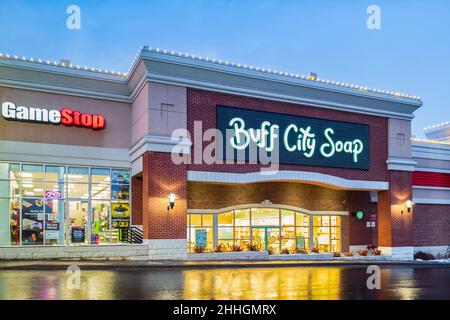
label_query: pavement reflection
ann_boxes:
[0,265,449,300]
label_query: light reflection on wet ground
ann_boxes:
[0,266,449,300]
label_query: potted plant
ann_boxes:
[344,251,354,257]
[214,243,227,253]
[281,248,290,255]
[193,245,206,253]
[232,244,243,252]
[358,249,368,256]
[294,247,308,254]
[311,247,320,253]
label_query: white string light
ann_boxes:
[411,137,450,146]
[424,121,450,131]
[0,46,424,98]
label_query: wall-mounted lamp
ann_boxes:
[168,193,176,211]
[405,200,414,213]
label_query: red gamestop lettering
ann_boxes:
[60,108,105,129]
[1,101,106,130]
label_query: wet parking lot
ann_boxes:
[0,265,449,300]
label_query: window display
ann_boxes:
[188,208,342,253]
[0,161,131,246]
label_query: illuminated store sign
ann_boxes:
[217,105,370,169]
[1,101,105,130]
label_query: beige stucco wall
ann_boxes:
[388,118,412,158]
[131,82,187,146]
[0,87,131,148]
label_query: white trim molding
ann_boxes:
[129,134,192,162]
[413,185,450,191]
[0,140,130,168]
[188,203,349,216]
[415,167,450,174]
[188,170,389,191]
[386,157,417,172]
[412,141,450,161]
[413,198,450,205]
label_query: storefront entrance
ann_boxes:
[251,226,281,253]
[67,201,88,245]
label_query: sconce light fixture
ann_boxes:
[168,193,176,211]
[405,200,414,213]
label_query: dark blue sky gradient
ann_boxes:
[1,0,449,137]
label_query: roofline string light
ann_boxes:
[1,46,422,101]
[424,121,450,131]
[411,137,450,146]
[0,51,128,78]
[126,45,422,101]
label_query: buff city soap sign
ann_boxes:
[216,106,370,169]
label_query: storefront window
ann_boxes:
[251,208,279,226]
[45,199,64,245]
[187,208,341,253]
[218,211,233,250]
[0,161,131,247]
[187,214,214,252]
[9,198,20,246]
[234,209,250,226]
[91,201,110,244]
[45,165,65,182]
[67,167,89,183]
[313,215,341,253]
[21,198,44,245]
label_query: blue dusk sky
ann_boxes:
[0,0,449,137]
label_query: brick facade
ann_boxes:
[187,88,388,182]
[131,176,143,225]
[377,171,413,247]
[413,204,450,246]
[188,181,347,211]
[142,152,187,239]
[347,191,377,246]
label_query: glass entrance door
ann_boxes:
[66,201,89,245]
[251,227,281,253]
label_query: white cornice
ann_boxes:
[145,73,416,120]
[187,170,389,191]
[0,78,131,103]
[386,157,417,172]
[138,48,422,105]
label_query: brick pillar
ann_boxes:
[131,176,143,225]
[348,191,376,250]
[142,151,187,260]
[377,171,414,260]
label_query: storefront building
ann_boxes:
[0,47,449,260]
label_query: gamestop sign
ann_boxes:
[1,101,105,130]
